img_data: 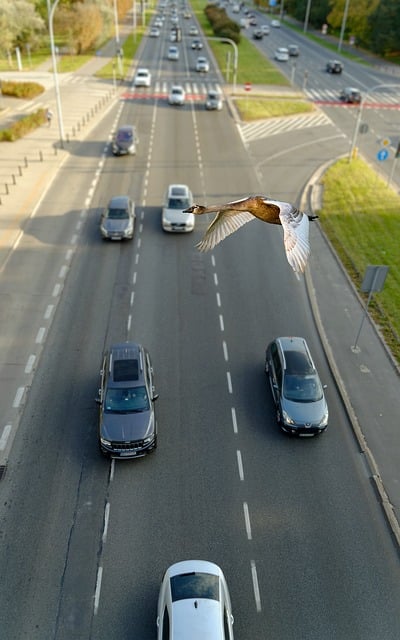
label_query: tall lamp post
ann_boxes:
[338,0,350,53]
[349,83,400,162]
[47,0,65,147]
[303,0,312,33]
[207,37,238,95]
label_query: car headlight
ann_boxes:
[100,437,111,447]
[282,410,295,425]
[100,225,108,235]
[123,225,133,237]
[319,411,329,427]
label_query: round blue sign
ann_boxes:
[377,148,389,161]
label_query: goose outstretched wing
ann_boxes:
[196,209,255,252]
[278,203,310,273]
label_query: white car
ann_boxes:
[167,45,179,60]
[189,25,199,35]
[261,24,270,35]
[274,47,289,61]
[162,184,194,232]
[133,68,151,87]
[168,85,186,106]
[156,560,234,639]
[205,89,223,111]
[271,19,281,27]
[196,56,209,72]
[149,27,160,37]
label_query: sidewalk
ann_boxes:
[0,20,137,259]
[1,18,400,550]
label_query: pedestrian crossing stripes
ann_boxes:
[122,81,223,100]
[305,88,400,107]
[239,111,333,143]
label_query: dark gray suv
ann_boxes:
[265,337,328,436]
[96,342,159,458]
[100,195,135,240]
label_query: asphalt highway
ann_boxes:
[0,8,399,640]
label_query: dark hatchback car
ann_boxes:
[112,125,138,156]
[265,337,328,436]
[326,59,343,74]
[100,195,135,240]
[96,342,159,458]
[340,87,362,104]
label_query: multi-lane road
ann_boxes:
[0,6,400,639]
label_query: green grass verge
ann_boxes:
[319,158,400,361]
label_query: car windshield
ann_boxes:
[170,572,220,602]
[117,130,132,141]
[107,208,129,219]
[168,197,190,209]
[104,386,150,412]
[283,374,323,403]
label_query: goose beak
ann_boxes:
[183,207,192,213]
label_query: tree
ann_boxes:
[0,0,45,53]
[327,0,379,45]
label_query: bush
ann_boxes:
[204,4,241,44]
[1,80,45,99]
[0,108,47,142]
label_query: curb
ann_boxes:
[301,165,400,550]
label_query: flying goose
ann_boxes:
[183,195,318,273]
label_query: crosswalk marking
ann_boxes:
[305,88,400,107]
[239,111,334,142]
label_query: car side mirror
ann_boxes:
[152,393,159,402]
[95,390,102,404]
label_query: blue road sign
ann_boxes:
[377,148,389,161]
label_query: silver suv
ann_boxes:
[265,336,328,436]
[96,342,159,458]
[162,184,194,232]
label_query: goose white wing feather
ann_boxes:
[278,202,310,273]
[196,209,255,252]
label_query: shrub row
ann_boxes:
[1,80,45,99]
[204,4,241,44]
[0,109,47,142]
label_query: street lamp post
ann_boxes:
[47,0,65,147]
[349,83,400,162]
[303,0,312,34]
[338,0,350,53]
[207,37,238,95]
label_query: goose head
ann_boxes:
[183,204,207,215]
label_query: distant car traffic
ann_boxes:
[326,59,343,73]
[205,89,223,111]
[168,45,179,60]
[100,196,135,241]
[271,19,281,27]
[156,560,234,640]
[133,68,151,87]
[265,336,329,436]
[189,25,199,35]
[340,87,362,103]
[288,44,300,56]
[149,27,160,37]
[196,56,209,72]
[162,184,194,232]
[261,24,270,35]
[253,29,263,40]
[191,38,203,49]
[168,85,186,106]
[112,125,138,156]
[274,47,289,61]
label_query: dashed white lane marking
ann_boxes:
[216,292,221,307]
[59,265,68,279]
[52,283,61,297]
[251,560,262,612]
[226,371,232,394]
[231,407,238,434]
[93,566,103,615]
[44,304,54,319]
[222,340,228,361]
[243,502,252,540]
[35,327,46,344]
[0,425,12,451]
[219,314,224,331]
[25,355,36,374]
[13,387,25,408]
[237,450,244,480]
[102,502,110,544]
